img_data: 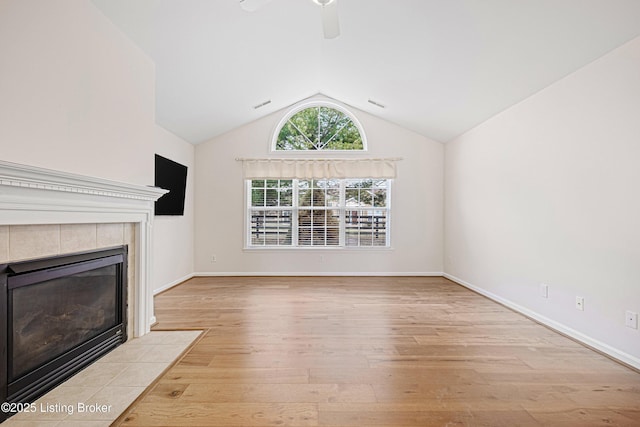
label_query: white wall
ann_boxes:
[445,37,640,367]
[195,96,443,275]
[0,0,195,295]
[0,0,154,185]
[153,127,195,293]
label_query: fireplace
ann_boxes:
[0,246,128,418]
[0,159,167,420]
[0,160,168,338]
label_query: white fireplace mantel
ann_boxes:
[0,160,168,337]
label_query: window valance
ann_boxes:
[238,158,398,179]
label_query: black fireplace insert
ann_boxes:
[0,246,127,419]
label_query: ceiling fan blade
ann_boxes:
[321,0,340,39]
[239,0,272,12]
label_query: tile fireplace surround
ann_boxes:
[0,160,167,338]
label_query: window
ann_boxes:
[273,102,366,151]
[248,178,390,248]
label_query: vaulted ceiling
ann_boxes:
[92,0,640,144]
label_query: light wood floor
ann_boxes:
[117,276,640,426]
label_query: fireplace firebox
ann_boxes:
[0,246,127,419]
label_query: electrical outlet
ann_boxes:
[575,296,584,311]
[540,283,549,298]
[626,311,638,329]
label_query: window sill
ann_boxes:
[243,246,394,252]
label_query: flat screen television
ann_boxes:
[154,154,188,216]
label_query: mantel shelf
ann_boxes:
[0,160,167,201]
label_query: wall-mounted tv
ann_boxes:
[154,154,188,216]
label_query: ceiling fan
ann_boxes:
[239,0,340,39]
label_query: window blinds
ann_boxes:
[239,158,398,179]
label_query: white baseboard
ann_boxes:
[194,271,444,277]
[153,273,195,295]
[443,273,640,371]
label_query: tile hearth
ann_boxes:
[2,330,202,427]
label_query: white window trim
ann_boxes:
[270,101,368,152]
[245,178,391,249]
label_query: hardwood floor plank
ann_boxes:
[526,408,640,426]
[117,276,640,426]
[317,403,539,426]
[176,383,377,404]
[370,383,578,406]
[309,366,487,385]
[366,354,531,371]
[162,366,310,384]
[122,402,318,426]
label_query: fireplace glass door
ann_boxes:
[10,264,118,380]
[1,247,127,413]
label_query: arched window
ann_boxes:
[273,102,366,151]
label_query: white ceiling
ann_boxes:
[91,0,640,144]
